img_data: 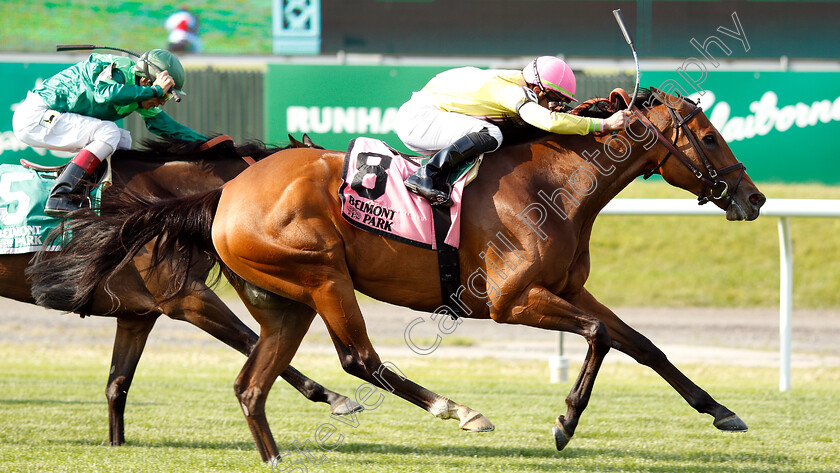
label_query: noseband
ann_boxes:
[632,98,746,205]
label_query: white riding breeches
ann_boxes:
[13,92,131,159]
[395,92,503,155]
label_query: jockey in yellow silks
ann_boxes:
[395,56,630,206]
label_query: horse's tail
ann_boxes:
[28,188,223,313]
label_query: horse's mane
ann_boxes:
[570,87,664,117]
[499,88,661,147]
[112,136,287,163]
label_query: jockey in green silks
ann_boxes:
[12,49,208,217]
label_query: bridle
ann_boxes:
[630,92,746,205]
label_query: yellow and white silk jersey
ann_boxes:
[418,67,602,135]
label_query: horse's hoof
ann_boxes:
[552,423,571,451]
[459,412,495,432]
[330,398,363,416]
[714,414,748,432]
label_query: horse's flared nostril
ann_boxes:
[749,193,766,208]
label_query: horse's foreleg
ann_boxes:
[312,278,494,433]
[495,284,612,450]
[230,301,316,462]
[160,281,359,415]
[107,314,160,446]
[572,288,747,432]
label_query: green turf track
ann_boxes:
[1,343,838,473]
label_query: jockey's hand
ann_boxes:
[603,110,632,131]
[153,70,175,95]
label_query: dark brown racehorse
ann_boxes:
[7,134,357,446]
[32,88,766,461]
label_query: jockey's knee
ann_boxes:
[117,128,132,150]
[89,121,122,153]
[481,127,503,151]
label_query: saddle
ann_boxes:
[339,138,483,318]
[20,155,113,193]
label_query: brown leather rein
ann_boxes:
[196,134,256,166]
[612,88,745,205]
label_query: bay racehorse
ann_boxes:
[9,134,358,446]
[31,88,766,460]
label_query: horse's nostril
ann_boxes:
[749,193,766,207]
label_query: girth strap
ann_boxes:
[432,205,462,318]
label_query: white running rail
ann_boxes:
[551,198,840,392]
[605,198,840,391]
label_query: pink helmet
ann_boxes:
[522,56,577,102]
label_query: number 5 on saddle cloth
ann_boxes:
[0,157,109,254]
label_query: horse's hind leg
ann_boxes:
[107,314,160,446]
[156,276,360,415]
[573,288,747,432]
[229,299,317,462]
[310,276,493,433]
[236,281,361,415]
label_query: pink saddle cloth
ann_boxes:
[339,137,466,249]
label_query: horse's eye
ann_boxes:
[702,134,716,145]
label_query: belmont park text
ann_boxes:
[0,225,44,248]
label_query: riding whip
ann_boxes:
[612,9,640,110]
[55,44,182,102]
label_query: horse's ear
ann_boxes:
[288,134,305,148]
[649,87,687,110]
[302,134,324,150]
[648,87,671,107]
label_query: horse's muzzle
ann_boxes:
[726,191,766,221]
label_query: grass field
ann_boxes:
[1,342,838,473]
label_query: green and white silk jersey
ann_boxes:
[32,54,206,142]
[418,67,602,135]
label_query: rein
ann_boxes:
[197,135,256,166]
[614,89,745,205]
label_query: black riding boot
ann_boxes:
[44,163,94,217]
[404,130,498,206]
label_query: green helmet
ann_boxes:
[135,49,186,95]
